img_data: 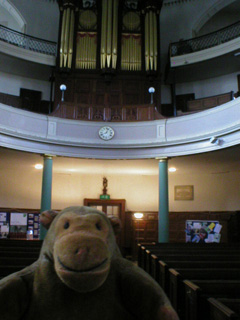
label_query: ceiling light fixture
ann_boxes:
[169,167,177,172]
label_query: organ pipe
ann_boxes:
[63,8,70,67]
[67,10,75,68]
[112,0,118,69]
[76,33,97,69]
[145,13,149,71]
[60,6,75,68]
[101,0,118,69]
[107,0,112,67]
[60,10,66,68]
[153,13,158,71]
[121,34,141,71]
[144,10,158,71]
[101,1,107,68]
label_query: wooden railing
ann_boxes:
[50,102,165,121]
[0,91,234,119]
[170,21,240,57]
[187,91,234,112]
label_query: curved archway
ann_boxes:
[192,0,236,36]
[0,0,26,32]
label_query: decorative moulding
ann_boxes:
[0,40,56,66]
[0,98,240,159]
[171,36,240,67]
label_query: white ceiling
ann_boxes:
[1,144,240,176]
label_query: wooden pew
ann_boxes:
[169,268,240,319]
[0,239,42,247]
[0,265,31,279]
[137,243,156,269]
[217,299,240,315]
[148,252,240,277]
[138,242,240,271]
[207,298,240,320]
[0,250,39,258]
[0,257,37,265]
[184,279,240,320]
[0,240,42,280]
[156,260,240,295]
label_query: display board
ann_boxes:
[27,213,40,239]
[0,212,10,238]
[185,220,222,243]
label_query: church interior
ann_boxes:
[0,1,240,318]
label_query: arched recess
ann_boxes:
[0,0,26,33]
[192,0,236,37]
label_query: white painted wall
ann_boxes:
[10,0,59,41]
[160,0,237,76]
[175,72,239,100]
[0,6,20,30]
[169,172,240,212]
[0,166,239,212]
[0,71,50,100]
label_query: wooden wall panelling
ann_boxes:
[74,79,92,104]
[130,211,239,257]
[187,92,233,112]
[0,93,20,109]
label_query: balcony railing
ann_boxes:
[170,20,240,57]
[0,24,57,56]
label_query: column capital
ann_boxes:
[156,157,170,162]
[41,154,55,160]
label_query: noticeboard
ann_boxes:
[185,220,222,243]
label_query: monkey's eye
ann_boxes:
[64,221,70,229]
[96,222,102,231]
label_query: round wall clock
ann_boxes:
[98,126,115,140]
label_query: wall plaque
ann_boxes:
[174,185,194,201]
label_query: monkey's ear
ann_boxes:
[108,216,121,236]
[40,210,59,229]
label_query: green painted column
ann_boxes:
[40,155,53,240]
[158,158,169,243]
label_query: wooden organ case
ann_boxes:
[53,0,164,120]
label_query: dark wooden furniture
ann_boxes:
[207,298,240,320]
[187,91,234,112]
[170,268,240,320]
[138,243,240,320]
[184,279,240,320]
[0,239,42,279]
[51,101,164,121]
[83,198,127,255]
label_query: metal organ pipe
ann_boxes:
[144,10,158,71]
[101,0,118,69]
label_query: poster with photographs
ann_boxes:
[0,222,9,238]
[0,212,7,222]
[27,213,40,239]
[185,220,222,243]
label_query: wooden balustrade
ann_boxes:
[50,102,165,121]
[187,91,234,112]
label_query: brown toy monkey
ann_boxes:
[0,206,179,320]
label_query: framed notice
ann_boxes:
[174,185,194,200]
[10,213,28,226]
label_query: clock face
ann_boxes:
[99,126,115,140]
